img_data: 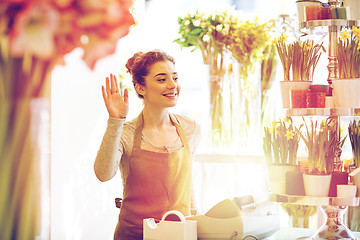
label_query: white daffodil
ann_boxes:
[215,24,222,31]
[193,20,201,27]
[202,34,210,42]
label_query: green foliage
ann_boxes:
[337,27,360,79]
[296,117,346,175]
[274,34,325,81]
[348,120,360,167]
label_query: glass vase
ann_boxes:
[0,98,50,240]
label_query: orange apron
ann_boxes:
[114,113,192,240]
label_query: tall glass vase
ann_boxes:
[0,56,51,240]
[232,62,262,152]
[207,52,234,149]
[205,54,263,152]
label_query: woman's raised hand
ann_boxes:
[102,73,129,119]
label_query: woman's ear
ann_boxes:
[135,83,145,97]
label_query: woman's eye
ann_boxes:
[158,79,166,82]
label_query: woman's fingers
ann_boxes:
[123,88,129,103]
[110,74,116,93]
[101,85,107,99]
[105,76,111,95]
[103,73,127,101]
[114,75,120,94]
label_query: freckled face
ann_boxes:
[137,60,180,108]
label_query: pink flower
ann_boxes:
[9,1,60,60]
[3,0,135,69]
[82,22,134,69]
[78,0,135,69]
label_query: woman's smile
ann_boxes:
[162,92,178,98]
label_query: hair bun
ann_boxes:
[125,52,144,75]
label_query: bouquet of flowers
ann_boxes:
[174,10,272,78]
[175,9,273,148]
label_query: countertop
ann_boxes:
[263,227,360,240]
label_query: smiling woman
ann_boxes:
[94,50,201,240]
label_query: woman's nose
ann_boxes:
[168,78,177,88]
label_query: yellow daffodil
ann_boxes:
[285,130,295,140]
[352,26,360,38]
[303,41,313,51]
[284,116,292,124]
[340,30,350,41]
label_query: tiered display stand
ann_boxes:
[270,18,360,240]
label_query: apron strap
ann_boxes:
[133,112,190,152]
[133,112,144,151]
[169,113,190,151]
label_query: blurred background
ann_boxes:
[50,0,330,239]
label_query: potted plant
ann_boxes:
[263,116,301,194]
[348,119,360,232]
[347,120,360,234]
[333,26,360,108]
[349,119,360,168]
[297,116,346,196]
[274,34,325,108]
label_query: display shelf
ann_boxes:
[285,108,360,117]
[269,193,360,240]
[300,19,360,29]
[299,19,360,85]
[274,8,360,240]
[269,193,360,207]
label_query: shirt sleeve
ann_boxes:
[94,116,126,182]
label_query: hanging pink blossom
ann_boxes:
[2,0,135,69]
[9,1,60,59]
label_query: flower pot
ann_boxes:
[290,89,308,108]
[267,165,297,194]
[305,5,322,21]
[280,81,312,108]
[296,0,322,22]
[306,91,326,108]
[325,96,334,108]
[320,6,333,19]
[343,0,360,20]
[309,84,332,96]
[303,173,332,197]
[350,167,360,197]
[333,78,360,108]
[329,171,349,197]
[337,184,357,198]
[286,171,305,196]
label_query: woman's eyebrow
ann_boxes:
[153,72,177,78]
[153,73,166,78]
